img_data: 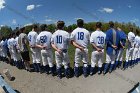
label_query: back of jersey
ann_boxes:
[90,30,106,48]
[28,31,38,47]
[128,32,135,47]
[71,27,90,48]
[51,30,70,49]
[36,31,52,49]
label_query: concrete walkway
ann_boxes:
[0,61,140,93]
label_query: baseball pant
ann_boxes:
[41,49,53,67]
[55,50,70,69]
[74,48,88,67]
[91,49,104,68]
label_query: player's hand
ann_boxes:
[79,47,84,51]
[57,49,62,54]
[97,48,102,52]
[112,45,117,49]
[42,46,47,49]
[122,46,125,49]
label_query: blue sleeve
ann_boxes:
[106,30,112,46]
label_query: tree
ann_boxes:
[0,26,12,37]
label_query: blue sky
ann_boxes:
[0,0,140,28]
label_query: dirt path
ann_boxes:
[0,62,140,93]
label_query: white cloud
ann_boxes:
[36,4,42,8]
[24,23,33,26]
[99,8,114,13]
[0,0,5,10]
[12,19,17,24]
[128,5,132,8]
[27,5,35,11]
[45,19,53,22]
[27,4,42,11]
[131,18,139,23]
[0,25,4,27]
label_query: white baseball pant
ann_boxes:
[91,49,104,68]
[74,48,88,67]
[41,49,53,67]
[55,50,70,69]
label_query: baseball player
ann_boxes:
[138,36,140,62]
[7,33,15,66]
[0,37,5,61]
[51,21,71,79]
[0,38,4,61]
[114,27,127,69]
[133,29,139,65]
[71,19,90,77]
[103,21,121,74]
[2,37,9,63]
[18,27,31,72]
[15,31,24,69]
[90,22,106,75]
[124,28,135,69]
[9,32,21,68]
[36,24,55,76]
[28,25,41,73]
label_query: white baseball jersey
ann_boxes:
[28,31,38,47]
[0,40,4,53]
[134,36,140,48]
[128,32,135,47]
[138,36,140,47]
[51,30,70,49]
[36,31,52,49]
[90,30,106,48]
[7,38,12,49]
[9,38,17,52]
[71,27,90,48]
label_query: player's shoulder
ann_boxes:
[61,30,69,35]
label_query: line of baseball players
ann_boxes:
[0,19,140,79]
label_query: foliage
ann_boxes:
[0,21,140,38]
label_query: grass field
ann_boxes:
[29,43,127,68]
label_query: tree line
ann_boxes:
[0,21,140,37]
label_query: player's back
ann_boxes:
[71,27,90,48]
[37,31,52,49]
[128,32,135,42]
[135,36,139,47]
[28,31,38,47]
[90,30,106,48]
[18,33,28,52]
[10,38,16,50]
[52,30,70,49]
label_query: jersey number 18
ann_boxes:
[78,32,84,40]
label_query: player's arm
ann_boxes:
[70,32,84,51]
[106,32,117,49]
[51,43,62,54]
[36,36,44,49]
[91,43,102,52]
[51,35,62,54]
[36,44,44,49]
[71,40,84,51]
[120,41,125,49]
